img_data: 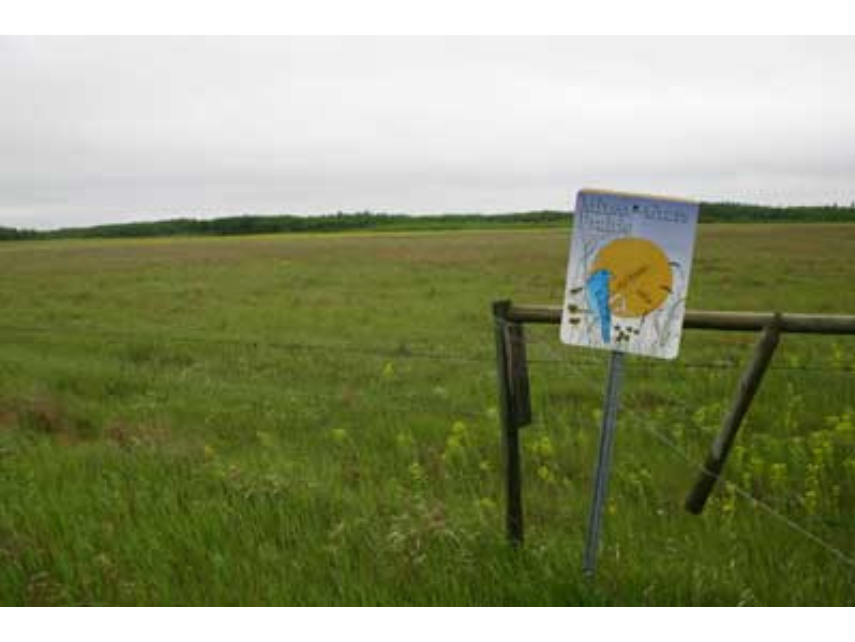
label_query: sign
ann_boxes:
[558,188,700,575]
[560,189,700,360]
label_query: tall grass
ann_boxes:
[0,225,853,604]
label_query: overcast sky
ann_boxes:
[2,36,855,229]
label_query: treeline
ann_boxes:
[2,203,855,241]
[0,211,567,241]
[0,226,41,241]
[700,202,855,223]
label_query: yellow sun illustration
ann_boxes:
[591,237,673,317]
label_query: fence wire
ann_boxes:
[526,326,855,575]
[638,420,855,572]
[1,318,854,573]
[1,322,854,373]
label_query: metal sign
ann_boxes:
[561,189,700,360]
[560,189,699,577]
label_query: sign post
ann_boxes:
[583,350,625,576]
[561,189,700,576]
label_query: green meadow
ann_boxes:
[1,223,854,605]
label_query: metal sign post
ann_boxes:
[559,189,700,579]
[583,350,625,577]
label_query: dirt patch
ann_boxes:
[104,420,170,449]
[0,408,17,430]
[2,394,98,444]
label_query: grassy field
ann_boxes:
[1,224,854,605]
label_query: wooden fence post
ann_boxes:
[492,300,531,545]
[684,313,782,514]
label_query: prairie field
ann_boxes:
[1,223,855,605]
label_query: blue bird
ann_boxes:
[586,269,613,344]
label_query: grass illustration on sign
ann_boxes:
[561,189,699,359]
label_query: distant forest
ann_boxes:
[2,203,855,242]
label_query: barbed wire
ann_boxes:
[0,323,490,364]
[3,316,855,571]
[521,332,855,374]
[2,322,854,374]
[638,419,855,573]
[0,330,494,419]
[530,330,855,574]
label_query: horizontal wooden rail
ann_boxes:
[505,305,855,334]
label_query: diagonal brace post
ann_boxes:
[685,313,782,514]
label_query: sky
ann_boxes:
[2,36,855,229]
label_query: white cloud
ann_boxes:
[2,36,855,228]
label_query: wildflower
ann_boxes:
[451,421,467,436]
[769,463,787,490]
[537,465,556,484]
[478,497,497,512]
[809,431,834,466]
[806,463,822,490]
[790,437,806,466]
[536,436,555,459]
[445,434,463,452]
[443,432,465,464]
[824,414,840,429]
[408,461,425,484]
[833,413,854,437]
[527,435,556,459]
[721,487,736,516]
[396,431,415,449]
[804,489,819,516]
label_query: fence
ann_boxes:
[2,312,855,576]
[492,300,855,546]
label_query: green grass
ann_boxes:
[1,224,854,605]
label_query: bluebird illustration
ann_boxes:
[586,269,613,344]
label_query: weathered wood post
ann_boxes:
[492,300,531,545]
[684,313,782,514]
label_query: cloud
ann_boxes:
[2,36,855,228]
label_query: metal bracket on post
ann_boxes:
[684,313,782,514]
[493,300,532,546]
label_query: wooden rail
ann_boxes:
[492,301,855,544]
[504,304,855,334]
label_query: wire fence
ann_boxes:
[1,318,854,575]
[2,321,854,373]
[527,326,855,575]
